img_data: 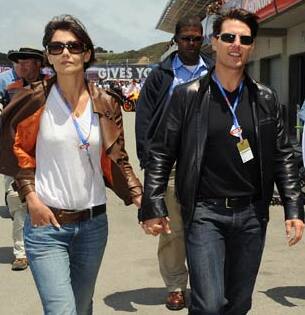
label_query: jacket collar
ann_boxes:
[201,67,271,114]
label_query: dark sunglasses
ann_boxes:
[178,35,203,43]
[217,33,253,46]
[46,41,87,55]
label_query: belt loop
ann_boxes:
[89,208,93,220]
[225,198,231,209]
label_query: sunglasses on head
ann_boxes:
[178,35,203,43]
[46,41,87,55]
[217,33,253,46]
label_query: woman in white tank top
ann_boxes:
[10,14,143,315]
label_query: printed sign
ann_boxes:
[86,64,154,81]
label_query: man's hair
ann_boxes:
[42,14,95,70]
[175,15,203,36]
[213,8,259,39]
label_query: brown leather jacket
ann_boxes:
[0,76,142,205]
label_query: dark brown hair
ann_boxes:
[213,8,259,39]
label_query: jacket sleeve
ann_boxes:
[101,91,143,205]
[135,67,168,168]
[273,92,304,221]
[13,107,43,200]
[139,85,185,221]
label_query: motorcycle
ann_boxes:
[122,93,137,112]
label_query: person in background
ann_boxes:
[6,48,46,100]
[0,62,21,113]
[136,15,213,311]
[1,47,46,271]
[0,14,142,314]
[140,8,304,315]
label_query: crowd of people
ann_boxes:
[0,8,304,315]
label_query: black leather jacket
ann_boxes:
[140,70,304,228]
[136,51,213,169]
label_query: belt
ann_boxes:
[199,196,254,209]
[49,204,106,224]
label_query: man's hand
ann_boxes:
[285,219,304,246]
[26,192,60,228]
[141,217,171,236]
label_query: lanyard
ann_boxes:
[212,74,244,140]
[55,83,94,171]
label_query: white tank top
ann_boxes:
[35,85,107,209]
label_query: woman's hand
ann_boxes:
[132,194,142,209]
[26,192,60,228]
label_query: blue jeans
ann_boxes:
[186,201,267,315]
[24,212,108,315]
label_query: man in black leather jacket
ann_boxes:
[140,8,304,315]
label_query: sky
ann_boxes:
[1,0,172,54]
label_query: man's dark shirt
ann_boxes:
[198,79,260,198]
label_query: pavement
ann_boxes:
[0,111,305,315]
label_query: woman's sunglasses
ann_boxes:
[46,41,87,55]
[217,33,253,46]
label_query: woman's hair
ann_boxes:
[43,14,95,70]
[213,8,259,39]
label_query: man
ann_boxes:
[0,62,21,112]
[140,8,304,315]
[2,47,46,271]
[136,16,213,310]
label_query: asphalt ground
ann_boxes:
[0,111,305,314]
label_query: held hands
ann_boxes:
[26,192,60,228]
[285,219,304,246]
[140,217,172,236]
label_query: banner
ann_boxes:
[222,0,303,21]
[86,64,154,81]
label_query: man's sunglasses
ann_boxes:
[217,33,253,46]
[46,41,87,55]
[178,35,203,43]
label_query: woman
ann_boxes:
[0,15,142,314]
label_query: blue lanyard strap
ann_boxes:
[212,74,244,139]
[55,83,92,148]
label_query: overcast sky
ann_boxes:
[1,0,172,53]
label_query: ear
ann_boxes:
[249,42,255,54]
[211,37,217,51]
[46,53,53,65]
[84,50,91,63]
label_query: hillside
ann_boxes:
[0,41,172,66]
[95,41,170,65]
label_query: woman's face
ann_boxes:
[46,30,91,76]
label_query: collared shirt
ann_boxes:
[0,69,18,94]
[169,54,208,97]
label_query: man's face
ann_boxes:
[212,19,254,71]
[13,62,22,78]
[176,26,203,65]
[17,58,41,83]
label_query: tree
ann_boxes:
[95,46,108,53]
